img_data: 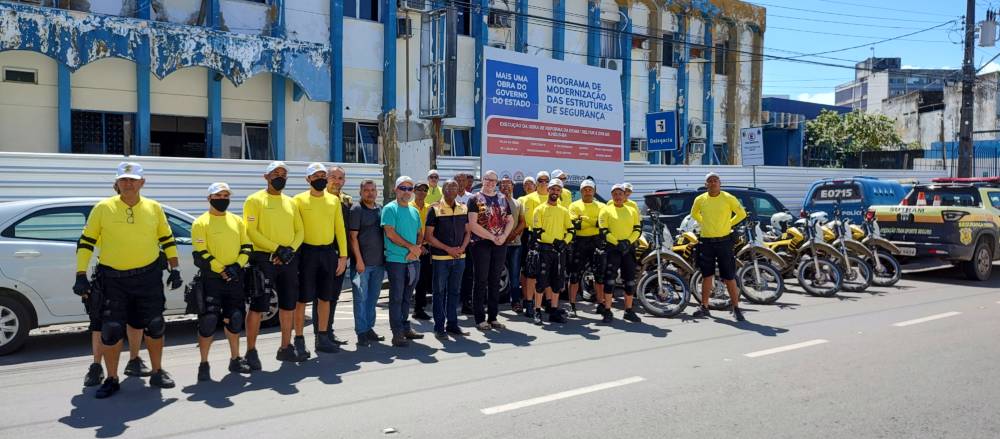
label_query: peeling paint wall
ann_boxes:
[342,18,383,122]
[284,80,331,161]
[285,0,328,44]
[155,0,202,25]
[219,0,268,35]
[0,51,58,152]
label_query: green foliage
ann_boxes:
[806,109,905,153]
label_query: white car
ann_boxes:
[0,198,278,355]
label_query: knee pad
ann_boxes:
[624,281,637,295]
[226,310,244,334]
[197,313,218,337]
[145,316,166,339]
[100,321,125,346]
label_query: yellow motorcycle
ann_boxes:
[765,213,845,297]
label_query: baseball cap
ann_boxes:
[428,169,439,177]
[415,181,429,190]
[208,182,231,195]
[265,161,288,174]
[611,184,625,193]
[115,162,143,180]
[623,182,634,191]
[306,162,327,177]
[395,175,414,188]
[580,179,596,189]
[705,172,720,181]
[550,178,564,188]
[552,169,566,179]
[536,171,550,180]
[523,176,536,185]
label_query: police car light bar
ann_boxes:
[930,177,1000,184]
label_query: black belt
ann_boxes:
[700,234,733,243]
[97,255,165,279]
[300,242,338,252]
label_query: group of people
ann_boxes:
[73,160,747,399]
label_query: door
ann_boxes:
[0,206,92,318]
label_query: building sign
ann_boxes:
[481,46,624,193]
[645,111,678,151]
[740,127,764,166]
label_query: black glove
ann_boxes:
[617,241,632,254]
[72,273,90,297]
[553,239,566,253]
[275,246,295,264]
[167,269,183,290]
[223,264,242,283]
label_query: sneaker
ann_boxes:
[330,332,349,345]
[357,335,371,347]
[197,362,211,382]
[569,303,579,318]
[276,345,300,362]
[84,363,104,387]
[693,307,712,318]
[229,357,252,374]
[623,309,642,323]
[293,336,311,361]
[366,329,386,342]
[601,308,614,324]
[489,321,506,330]
[95,377,120,399]
[315,333,340,353]
[512,302,524,314]
[533,309,543,326]
[476,322,492,331]
[245,349,263,371]
[124,357,152,377]
[446,326,469,336]
[412,309,432,320]
[549,310,567,324]
[434,331,449,340]
[524,307,535,319]
[461,304,473,315]
[391,334,410,347]
[403,329,424,340]
[732,307,746,322]
[149,369,176,389]
[596,303,607,315]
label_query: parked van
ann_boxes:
[802,176,909,222]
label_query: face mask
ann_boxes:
[270,177,287,191]
[210,198,230,212]
[310,179,327,191]
[548,193,559,203]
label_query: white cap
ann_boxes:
[550,178,564,188]
[523,176,536,184]
[395,175,414,188]
[208,182,231,195]
[552,169,566,179]
[428,169,439,177]
[116,162,143,180]
[483,170,498,180]
[623,182,634,191]
[265,161,288,174]
[536,171,550,180]
[705,172,720,181]
[580,179,596,189]
[611,184,625,193]
[306,162,327,177]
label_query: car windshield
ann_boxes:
[904,188,980,207]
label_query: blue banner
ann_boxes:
[485,59,539,120]
[646,111,678,151]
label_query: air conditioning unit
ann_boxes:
[599,58,623,74]
[397,17,413,38]
[689,122,707,140]
[689,142,706,154]
[489,41,507,50]
[631,138,648,152]
[488,10,513,28]
[399,0,431,13]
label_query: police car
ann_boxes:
[0,198,279,355]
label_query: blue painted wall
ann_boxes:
[619,7,631,162]
[330,0,344,161]
[762,97,851,119]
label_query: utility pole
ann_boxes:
[958,0,976,177]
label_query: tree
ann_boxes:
[806,109,905,153]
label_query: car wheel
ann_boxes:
[0,296,31,356]
[962,238,993,281]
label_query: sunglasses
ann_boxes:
[397,186,414,192]
[428,175,439,179]
[537,178,550,183]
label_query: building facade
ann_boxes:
[835,57,957,115]
[885,71,1000,149]
[0,0,765,174]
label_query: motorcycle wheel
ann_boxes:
[737,261,785,305]
[636,269,689,318]
[797,258,843,297]
[840,256,873,292]
[689,270,732,310]
[868,250,901,287]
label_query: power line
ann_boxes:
[768,13,943,30]
[768,26,960,44]
[747,1,949,24]
[814,0,959,17]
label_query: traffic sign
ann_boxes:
[645,111,678,151]
[740,127,764,166]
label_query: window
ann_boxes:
[4,207,89,242]
[3,67,37,84]
[456,2,472,36]
[655,196,691,216]
[343,121,380,164]
[71,111,134,155]
[601,20,621,59]
[749,196,781,218]
[345,0,379,21]
[661,33,674,67]
[221,121,273,160]
[443,127,471,156]
[714,42,727,75]
[165,214,193,245]
[150,115,207,158]
[987,192,1000,209]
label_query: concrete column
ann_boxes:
[330,0,345,161]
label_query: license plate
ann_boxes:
[898,247,916,256]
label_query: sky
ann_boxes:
[758,0,994,105]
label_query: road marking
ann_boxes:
[892,311,962,327]
[480,376,646,415]
[744,339,829,358]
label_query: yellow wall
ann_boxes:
[0,51,58,153]
[223,73,271,122]
[151,67,208,117]
[71,57,137,113]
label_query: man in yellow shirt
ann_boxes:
[530,179,573,325]
[322,165,353,346]
[598,184,642,323]
[243,161,305,365]
[521,171,549,320]
[514,176,536,312]
[689,172,748,322]
[294,163,348,355]
[425,169,443,204]
[74,162,182,398]
[551,169,573,208]
[567,179,605,318]
[191,182,253,381]
[623,182,639,214]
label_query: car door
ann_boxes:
[0,206,92,318]
[746,194,782,226]
[163,209,196,314]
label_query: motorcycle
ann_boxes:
[858,210,902,287]
[733,218,786,305]
[764,213,845,297]
[824,205,873,293]
[634,197,691,317]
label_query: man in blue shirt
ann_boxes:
[381,176,426,347]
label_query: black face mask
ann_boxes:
[310,179,327,191]
[270,177,287,191]
[548,193,559,203]
[210,198,230,212]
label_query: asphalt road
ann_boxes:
[1,267,998,439]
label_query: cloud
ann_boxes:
[795,92,836,105]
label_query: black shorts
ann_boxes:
[251,252,300,311]
[569,236,605,284]
[603,245,637,294]
[99,267,165,330]
[697,238,737,281]
[299,244,341,303]
[535,246,565,293]
[202,275,246,318]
